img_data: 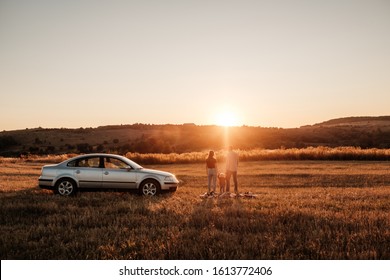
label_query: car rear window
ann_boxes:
[67,157,101,168]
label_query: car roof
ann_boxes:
[75,153,123,157]
[63,153,127,162]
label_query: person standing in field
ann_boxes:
[225,146,239,193]
[206,150,218,194]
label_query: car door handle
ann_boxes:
[104,171,109,175]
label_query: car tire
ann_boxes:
[139,179,160,196]
[55,178,77,196]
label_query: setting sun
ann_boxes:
[215,110,240,127]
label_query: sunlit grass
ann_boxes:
[1,147,388,165]
[0,159,389,259]
[131,146,390,163]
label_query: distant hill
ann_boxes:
[312,116,390,127]
[1,116,390,156]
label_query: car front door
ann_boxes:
[74,156,103,188]
[102,157,137,189]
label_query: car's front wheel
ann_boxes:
[139,179,160,196]
[55,178,77,196]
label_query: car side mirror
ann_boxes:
[126,166,132,171]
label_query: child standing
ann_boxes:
[218,173,226,193]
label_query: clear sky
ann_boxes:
[1,0,389,130]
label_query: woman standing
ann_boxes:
[206,150,218,194]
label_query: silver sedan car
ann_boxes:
[38,153,179,196]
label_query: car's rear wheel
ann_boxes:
[55,178,77,196]
[139,179,160,196]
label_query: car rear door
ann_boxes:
[74,156,103,188]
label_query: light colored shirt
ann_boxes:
[225,151,239,172]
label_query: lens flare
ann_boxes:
[215,110,240,127]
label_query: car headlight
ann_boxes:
[164,176,177,183]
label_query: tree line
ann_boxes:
[0,121,390,157]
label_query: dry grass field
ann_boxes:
[1,157,389,259]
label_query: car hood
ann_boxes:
[138,168,174,177]
[43,164,60,169]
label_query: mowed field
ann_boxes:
[1,158,389,259]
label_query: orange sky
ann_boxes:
[1,0,389,130]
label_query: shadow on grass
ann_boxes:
[176,196,389,259]
[1,185,389,260]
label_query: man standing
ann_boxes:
[225,146,239,193]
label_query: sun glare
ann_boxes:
[215,110,240,127]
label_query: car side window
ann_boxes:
[77,157,100,168]
[104,157,128,169]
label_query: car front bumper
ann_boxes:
[162,182,179,191]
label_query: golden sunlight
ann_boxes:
[215,110,240,127]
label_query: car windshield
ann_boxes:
[121,156,143,169]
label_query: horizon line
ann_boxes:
[2,115,390,133]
